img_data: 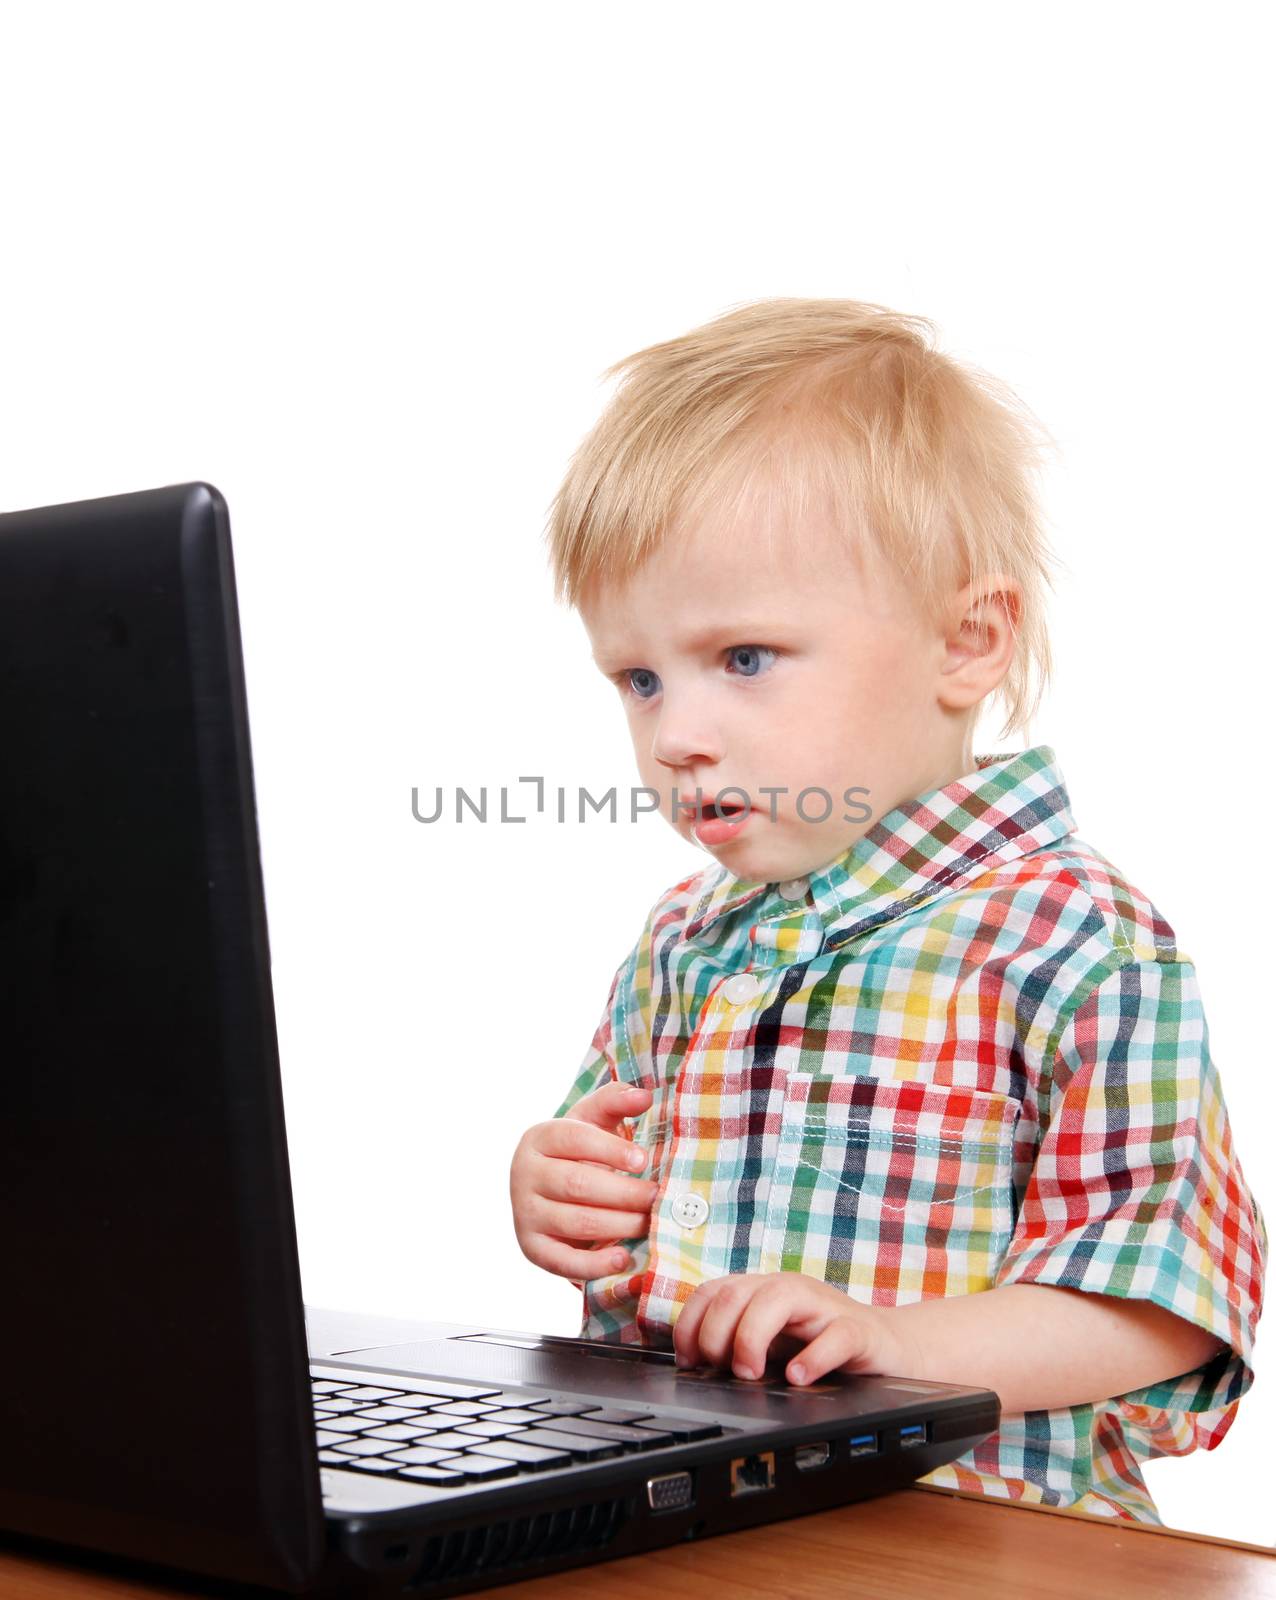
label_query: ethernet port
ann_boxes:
[729,1451,776,1497]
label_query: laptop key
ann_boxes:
[312,1415,369,1434]
[398,1465,466,1486]
[636,1417,723,1442]
[384,1445,456,1466]
[313,1398,370,1414]
[353,1405,421,1423]
[586,1407,655,1424]
[434,1453,519,1482]
[343,1457,401,1473]
[312,1381,349,1394]
[430,1400,502,1417]
[361,1424,427,1442]
[480,1408,546,1426]
[315,1430,348,1448]
[457,1420,523,1438]
[335,1386,405,1401]
[524,1415,672,1448]
[465,1440,572,1471]
[318,1450,348,1465]
[403,1430,490,1452]
[529,1400,604,1417]
[507,1427,623,1461]
[332,1439,398,1457]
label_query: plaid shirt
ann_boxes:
[554,745,1267,1523]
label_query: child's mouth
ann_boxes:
[684,796,753,846]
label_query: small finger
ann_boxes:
[786,1320,869,1386]
[526,1236,635,1282]
[673,1278,728,1367]
[540,1118,651,1173]
[533,1197,652,1241]
[538,1157,658,1211]
[731,1288,798,1380]
[695,1279,755,1369]
[566,1081,653,1132]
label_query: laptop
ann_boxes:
[0,482,1000,1596]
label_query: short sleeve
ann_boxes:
[994,956,1267,1445]
[553,956,627,1120]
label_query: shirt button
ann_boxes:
[671,1193,709,1229]
[777,878,806,901]
[721,972,761,1005]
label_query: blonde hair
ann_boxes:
[545,297,1063,741]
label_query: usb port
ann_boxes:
[848,1432,878,1457]
[794,1441,831,1472]
[899,1422,928,1448]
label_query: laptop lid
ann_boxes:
[0,483,324,1590]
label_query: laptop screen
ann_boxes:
[0,483,324,1588]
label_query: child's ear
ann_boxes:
[937,578,1022,711]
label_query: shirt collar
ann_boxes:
[683,744,1077,950]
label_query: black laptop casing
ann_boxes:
[0,484,326,1589]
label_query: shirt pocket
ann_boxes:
[757,1073,1021,1299]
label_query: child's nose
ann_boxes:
[650,696,724,771]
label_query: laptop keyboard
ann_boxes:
[312,1373,723,1488]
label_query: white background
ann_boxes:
[2,0,1271,1548]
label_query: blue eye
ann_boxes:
[726,645,776,678]
[625,668,661,700]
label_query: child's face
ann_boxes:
[580,494,979,884]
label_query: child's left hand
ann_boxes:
[672,1271,915,1387]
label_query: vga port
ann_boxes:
[647,1471,694,1512]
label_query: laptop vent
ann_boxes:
[408,1496,627,1588]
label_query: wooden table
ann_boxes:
[1,1481,1272,1599]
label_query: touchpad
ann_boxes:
[325,1332,844,1401]
[322,1332,673,1391]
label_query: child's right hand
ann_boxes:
[510,1081,657,1282]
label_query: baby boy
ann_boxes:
[508,298,1266,1522]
